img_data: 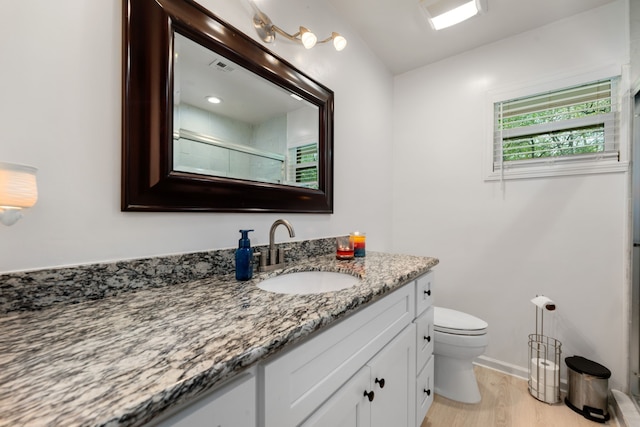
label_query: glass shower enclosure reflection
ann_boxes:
[172,32,319,187]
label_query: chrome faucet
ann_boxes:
[259,219,295,272]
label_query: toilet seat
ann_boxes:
[434,307,488,336]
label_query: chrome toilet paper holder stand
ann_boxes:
[528,295,562,404]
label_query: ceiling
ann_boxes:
[327,0,618,75]
[175,32,309,124]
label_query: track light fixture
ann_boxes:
[251,2,347,51]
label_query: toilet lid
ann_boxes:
[434,307,488,336]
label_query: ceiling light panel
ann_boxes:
[420,0,486,31]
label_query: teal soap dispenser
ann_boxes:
[235,229,254,281]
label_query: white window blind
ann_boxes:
[493,77,619,175]
[288,143,318,189]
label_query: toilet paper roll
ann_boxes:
[530,376,559,403]
[530,358,559,383]
[529,358,560,403]
[530,295,556,311]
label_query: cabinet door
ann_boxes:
[416,356,435,426]
[301,367,371,427]
[415,306,434,373]
[154,372,255,427]
[369,324,416,427]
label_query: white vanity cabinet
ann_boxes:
[369,324,415,427]
[300,366,371,427]
[413,271,435,426]
[261,283,415,427]
[153,370,256,427]
[302,324,416,427]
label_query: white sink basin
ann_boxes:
[257,271,360,295]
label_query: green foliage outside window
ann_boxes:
[290,143,318,189]
[502,125,606,161]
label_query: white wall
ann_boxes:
[392,0,630,389]
[0,0,394,272]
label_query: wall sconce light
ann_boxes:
[419,0,487,30]
[251,2,347,51]
[0,162,38,226]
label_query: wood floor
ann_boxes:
[422,366,619,427]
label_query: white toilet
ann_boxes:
[433,307,489,404]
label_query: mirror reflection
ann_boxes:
[173,33,320,188]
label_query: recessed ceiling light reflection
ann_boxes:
[206,96,223,104]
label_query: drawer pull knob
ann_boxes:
[424,389,431,396]
[424,335,431,342]
[375,377,385,388]
[424,289,431,296]
[363,390,375,402]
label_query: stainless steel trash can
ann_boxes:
[565,356,611,423]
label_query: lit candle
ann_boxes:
[336,236,354,260]
[351,232,366,257]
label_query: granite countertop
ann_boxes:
[0,252,438,427]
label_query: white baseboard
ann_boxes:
[474,355,529,380]
[474,355,568,392]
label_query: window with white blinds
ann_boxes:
[288,143,318,189]
[492,76,620,178]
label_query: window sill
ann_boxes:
[484,160,629,181]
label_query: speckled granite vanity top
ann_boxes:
[0,251,438,426]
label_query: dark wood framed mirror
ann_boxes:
[122,0,334,212]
